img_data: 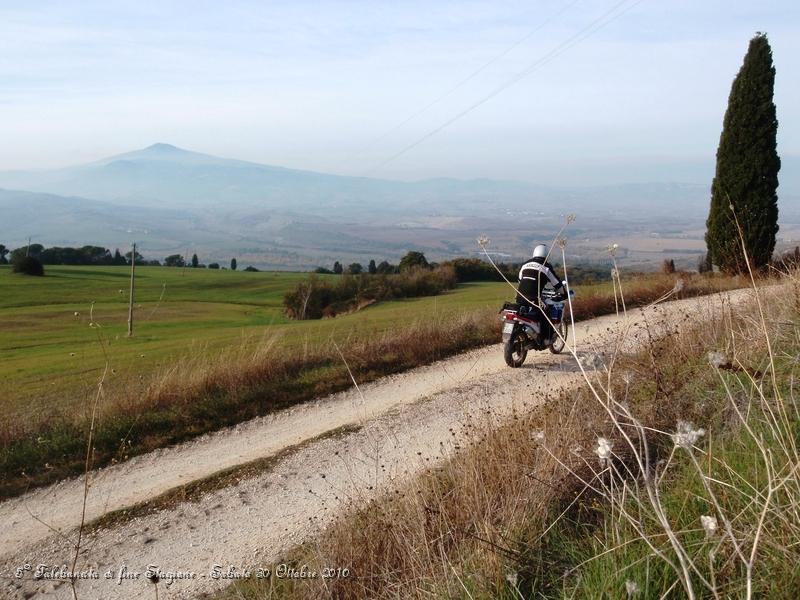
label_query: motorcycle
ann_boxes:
[499,287,574,367]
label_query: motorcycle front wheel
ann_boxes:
[549,319,569,354]
[504,330,528,367]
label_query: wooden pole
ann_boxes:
[127,242,136,337]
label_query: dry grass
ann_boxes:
[218,275,791,599]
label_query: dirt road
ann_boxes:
[0,290,750,599]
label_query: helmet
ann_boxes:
[532,244,548,259]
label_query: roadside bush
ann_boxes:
[11,255,44,276]
[442,257,509,282]
[284,266,457,319]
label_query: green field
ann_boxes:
[0,265,510,420]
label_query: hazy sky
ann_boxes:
[1,0,798,185]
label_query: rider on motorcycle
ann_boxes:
[516,244,566,342]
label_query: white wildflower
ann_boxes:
[566,213,576,224]
[625,579,639,597]
[477,235,491,248]
[505,571,518,588]
[579,353,604,370]
[672,420,705,449]
[556,236,567,249]
[707,351,728,368]
[73,311,79,317]
[611,267,619,279]
[673,278,685,293]
[700,514,718,538]
[530,430,545,443]
[595,437,613,463]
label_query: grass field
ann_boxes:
[0,265,508,421]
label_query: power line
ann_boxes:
[361,0,581,151]
[366,0,646,175]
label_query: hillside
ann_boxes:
[0,144,767,270]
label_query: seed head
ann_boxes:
[672,420,705,449]
[707,351,729,369]
[700,514,718,538]
[505,571,518,588]
[595,437,613,464]
[477,235,491,249]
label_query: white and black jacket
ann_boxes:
[516,257,564,305]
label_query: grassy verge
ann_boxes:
[86,423,362,535]
[217,275,796,599]
[1,270,745,500]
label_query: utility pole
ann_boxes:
[181,246,189,277]
[127,242,136,337]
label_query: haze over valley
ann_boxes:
[3,143,797,269]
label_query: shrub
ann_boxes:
[11,255,44,276]
[284,266,457,319]
[399,251,429,271]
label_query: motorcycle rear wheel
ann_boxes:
[504,331,528,367]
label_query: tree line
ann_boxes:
[0,243,243,273]
[284,263,458,320]
[315,254,612,285]
[284,251,618,320]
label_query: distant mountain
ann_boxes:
[0,188,189,249]
[0,144,543,217]
[1,144,795,269]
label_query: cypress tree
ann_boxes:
[706,33,780,274]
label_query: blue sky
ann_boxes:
[1,0,798,185]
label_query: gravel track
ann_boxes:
[0,290,750,599]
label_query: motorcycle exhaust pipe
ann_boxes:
[522,323,540,340]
